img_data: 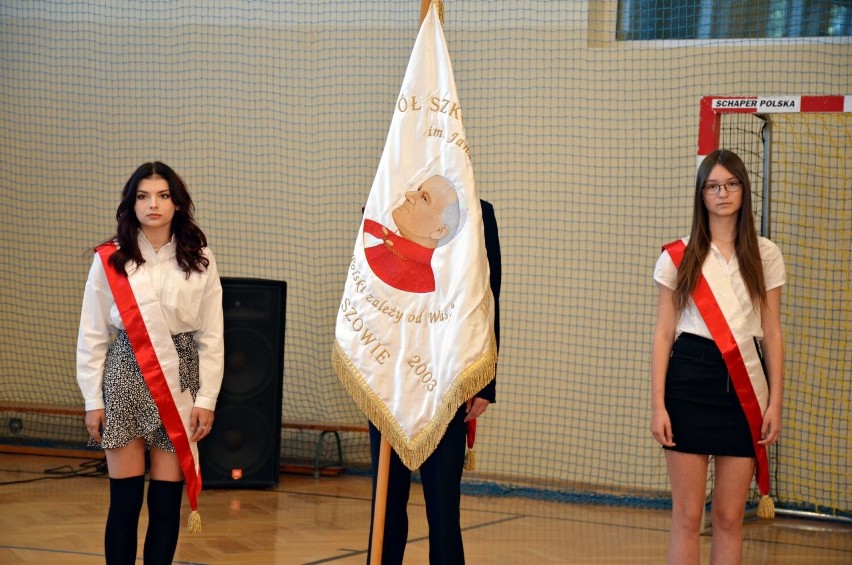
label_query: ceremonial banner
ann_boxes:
[333,5,496,470]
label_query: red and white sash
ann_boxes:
[664,239,770,497]
[96,242,202,520]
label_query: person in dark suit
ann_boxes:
[366,199,501,565]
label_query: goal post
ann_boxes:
[699,95,852,162]
[697,95,852,522]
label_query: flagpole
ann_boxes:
[370,436,391,564]
[368,2,444,562]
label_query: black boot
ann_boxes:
[105,475,145,565]
[143,479,184,565]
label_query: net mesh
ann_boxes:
[0,1,849,521]
[712,110,851,516]
[765,113,851,515]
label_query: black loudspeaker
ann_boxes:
[200,278,286,489]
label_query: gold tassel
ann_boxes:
[463,449,475,471]
[434,0,445,25]
[757,495,775,519]
[187,510,202,533]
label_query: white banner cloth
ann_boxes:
[333,5,496,470]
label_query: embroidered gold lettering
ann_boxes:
[341,299,391,365]
[407,354,437,391]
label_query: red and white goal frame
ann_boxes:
[697,95,851,237]
[697,94,852,167]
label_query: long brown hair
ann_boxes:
[100,162,209,277]
[674,149,767,313]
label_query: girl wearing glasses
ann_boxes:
[650,149,785,564]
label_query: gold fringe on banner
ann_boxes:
[433,0,444,25]
[333,335,497,471]
[422,0,444,26]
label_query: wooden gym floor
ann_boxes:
[0,453,850,564]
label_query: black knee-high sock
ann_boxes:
[143,479,184,565]
[105,475,145,565]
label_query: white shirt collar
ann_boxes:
[137,230,175,256]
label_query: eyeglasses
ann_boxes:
[703,180,743,195]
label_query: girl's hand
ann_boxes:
[85,409,106,444]
[758,403,782,446]
[189,407,215,442]
[650,408,675,447]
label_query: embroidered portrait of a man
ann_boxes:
[363,174,461,293]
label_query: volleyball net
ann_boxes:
[0,2,849,521]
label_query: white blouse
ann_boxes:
[76,232,224,411]
[654,236,786,340]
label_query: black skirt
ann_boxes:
[664,333,755,457]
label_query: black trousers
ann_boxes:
[367,405,467,565]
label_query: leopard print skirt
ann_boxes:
[89,330,199,451]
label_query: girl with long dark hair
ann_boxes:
[76,162,224,564]
[650,149,785,564]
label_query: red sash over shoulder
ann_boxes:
[96,242,202,530]
[663,239,774,516]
